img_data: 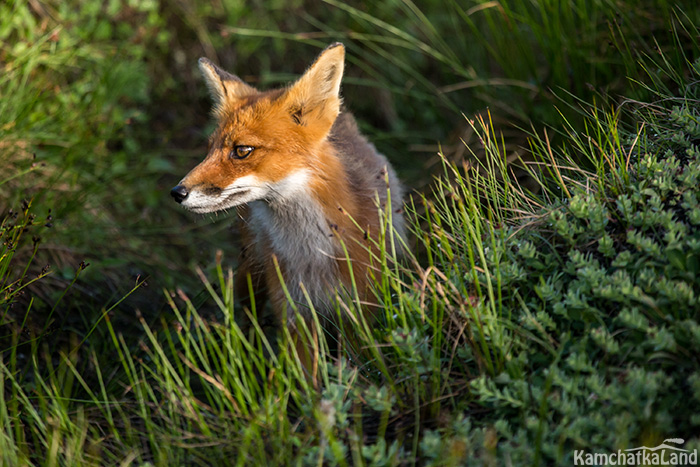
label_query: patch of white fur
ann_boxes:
[247,169,339,316]
[181,174,268,214]
[182,168,340,315]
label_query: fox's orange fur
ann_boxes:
[172,43,405,363]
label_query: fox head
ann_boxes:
[170,43,345,213]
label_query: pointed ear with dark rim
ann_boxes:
[198,57,256,108]
[284,43,345,128]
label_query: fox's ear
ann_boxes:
[283,43,345,131]
[198,58,256,109]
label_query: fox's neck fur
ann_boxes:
[246,140,358,315]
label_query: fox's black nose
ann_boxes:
[170,185,189,203]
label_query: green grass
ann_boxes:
[2,0,700,465]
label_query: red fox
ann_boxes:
[171,43,405,370]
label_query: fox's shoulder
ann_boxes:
[329,110,401,196]
[329,111,384,176]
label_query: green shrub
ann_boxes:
[394,41,700,467]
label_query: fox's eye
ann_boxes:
[231,145,254,159]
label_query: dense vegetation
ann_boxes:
[2,0,699,465]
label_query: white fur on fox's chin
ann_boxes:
[181,171,310,213]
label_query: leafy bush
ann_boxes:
[385,46,700,467]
